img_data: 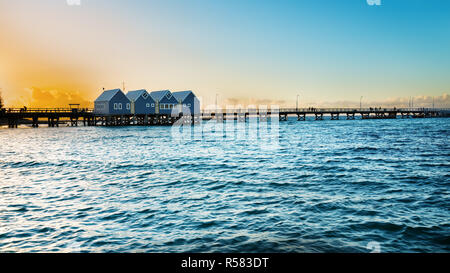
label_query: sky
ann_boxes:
[0,0,449,108]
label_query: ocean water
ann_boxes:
[0,118,449,253]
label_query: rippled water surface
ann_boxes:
[0,118,449,252]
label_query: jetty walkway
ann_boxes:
[0,107,449,128]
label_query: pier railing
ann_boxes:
[2,108,93,113]
[201,107,447,114]
[1,107,448,115]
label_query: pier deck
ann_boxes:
[0,107,448,128]
[204,107,449,121]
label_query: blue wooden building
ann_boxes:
[150,90,178,115]
[126,89,156,115]
[94,89,131,115]
[172,90,200,115]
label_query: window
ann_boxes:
[187,103,191,107]
[142,93,148,99]
[183,104,186,107]
[114,103,118,110]
[146,103,150,108]
[126,103,130,110]
[166,93,172,99]
[169,104,173,109]
[151,103,155,107]
[118,103,122,110]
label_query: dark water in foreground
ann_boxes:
[0,118,449,253]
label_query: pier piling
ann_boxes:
[315,113,323,120]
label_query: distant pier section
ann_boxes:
[0,88,449,128]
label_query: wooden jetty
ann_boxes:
[204,108,450,121]
[0,107,449,128]
[0,108,94,128]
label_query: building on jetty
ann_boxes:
[172,91,200,115]
[126,89,155,115]
[2,87,449,128]
[94,89,131,115]
[149,90,178,115]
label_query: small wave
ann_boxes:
[310,202,340,212]
[351,147,379,152]
[196,220,220,229]
[138,208,157,214]
[33,227,55,234]
[403,225,445,236]
[268,181,295,188]
[208,184,226,191]
[8,204,29,212]
[350,221,405,233]
[353,209,378,216]
[7,161,43,168]
[164,238,187,246]
[101,212,128,221]
[239,208,269,216]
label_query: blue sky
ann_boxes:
[1,0,449,107]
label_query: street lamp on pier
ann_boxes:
[215,93,219,114]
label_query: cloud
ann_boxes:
[321,93,450,108]
[225,97,287,107]
[10,87,92,108]
[223,93,450,108]
[381,93,450,108]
